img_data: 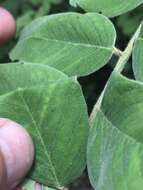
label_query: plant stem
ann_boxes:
[114,24,142,73]
[113,47,122,57]
[89,23,142,126]
[57,187,69,190]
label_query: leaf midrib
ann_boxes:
[18,90,61,187]
[19,36,113,50]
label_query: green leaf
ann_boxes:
[89,23,142,126]
[87,72,143,190]
[22,179,37,190]
[22,179,55,190]
[0,62,67,92]
[70,0,143,17]
[0,63,89,188]
[133,27,143,81]
[10,13,116,77]
[117,6,143,37]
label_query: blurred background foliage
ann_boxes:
[0,1,143,189]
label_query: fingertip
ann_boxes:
[0,118,34,189]
[0,7,16,45]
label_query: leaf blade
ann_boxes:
[0,63,89,187]
[10,13,116,77]
[70,0,143,17]
[87,72,143,190]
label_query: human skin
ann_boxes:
[0,7,40,190]
[0,119,34,190]
[0,7,16,45]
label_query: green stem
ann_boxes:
[113,47,122,57]
[57,187,69,190]
[89,23,142,126]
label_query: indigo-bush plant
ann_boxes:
[1,0,143,190]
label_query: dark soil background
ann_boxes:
[0,0,143,189]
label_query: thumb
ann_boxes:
[0,118,34,190]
